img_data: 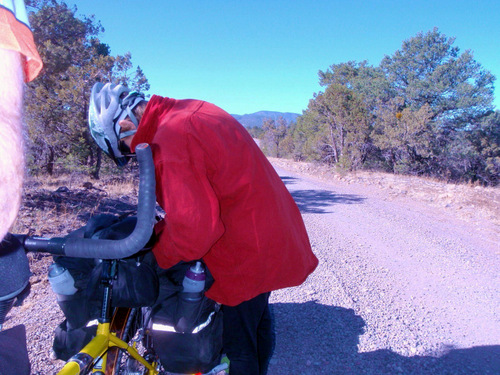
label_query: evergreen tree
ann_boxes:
[25,0,149,177]
[262,118,288,158]
[304,85,370,170]
[373,97,433,174]
[294,28,498,184]
[467,111,500,185]
[380,27,495,130]
[318,60,392,110]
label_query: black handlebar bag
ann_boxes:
[85,215,159,308]
[86,256,158,308]
[53,215,158,360]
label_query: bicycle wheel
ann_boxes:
[106,307,156,375]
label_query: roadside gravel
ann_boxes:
[266,164,499,375]
[4,162,500,374]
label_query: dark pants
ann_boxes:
[0,325,30,375]
[222,292,274,375]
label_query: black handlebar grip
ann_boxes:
[20,236,66,255]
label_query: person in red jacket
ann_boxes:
[88,83,318,374]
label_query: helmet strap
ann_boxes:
[105,138,129,166]
[114,97,142,140]
[119,129,137,139]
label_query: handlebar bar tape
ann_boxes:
[17,143,156,259]
[64,143,156,259]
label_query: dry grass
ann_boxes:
[12,172,139,237]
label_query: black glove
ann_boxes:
[83,214,122,239]
[85,214,156,249]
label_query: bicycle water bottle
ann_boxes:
[48,263,77,298]
[174,261,206,333]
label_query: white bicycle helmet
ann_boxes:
[88,82,145,166]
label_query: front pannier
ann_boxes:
[147,262,223,374]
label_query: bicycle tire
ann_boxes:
[105,307,152,375]
[105,307,133,374]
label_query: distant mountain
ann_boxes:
[232,111,300,128]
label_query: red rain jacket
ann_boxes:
[131,95,318,306]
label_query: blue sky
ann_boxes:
[67,0,499,115]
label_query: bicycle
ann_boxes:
[14,143,228,375]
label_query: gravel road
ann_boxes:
[267,165,500,375]
[5,163,500,374]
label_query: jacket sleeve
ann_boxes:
[151,115,225,269]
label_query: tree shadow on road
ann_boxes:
[268,302,500,375]
[281,176,364,214]
[280,176,301,186]
[290,190,365,214]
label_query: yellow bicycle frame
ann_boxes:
[57,322,159,375]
